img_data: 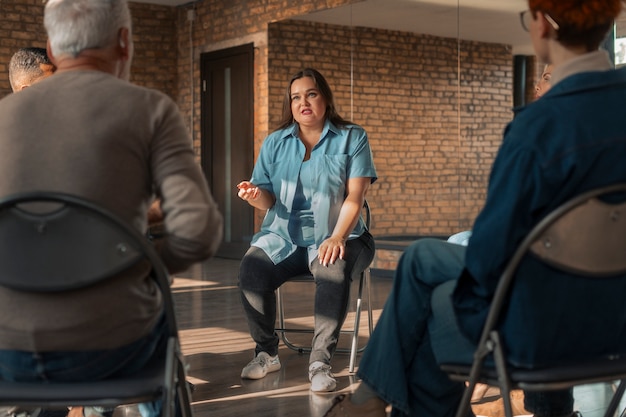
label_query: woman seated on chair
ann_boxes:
[236,68,377,392]
[323,0,626,416]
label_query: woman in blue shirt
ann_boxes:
[237,68,377,392]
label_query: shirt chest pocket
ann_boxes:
[316,154,349,195]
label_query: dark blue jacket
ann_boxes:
[453,66,626,368]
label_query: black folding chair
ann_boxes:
[0,192,193,417]
[441,183,626,417]
[275,200,374,373]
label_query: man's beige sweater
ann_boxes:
[0,70,223,351]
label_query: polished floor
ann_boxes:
[169,258,624,417]
[171,257,626,417]
[2,256,623,417]
[173,257,390,417]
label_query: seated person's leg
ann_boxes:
[429,280,477,366]
[239,247,307,380]
[308,231,375,392]
[239,247,282,358]
[326,238,466,417]
[0,314,170,417]
[430,276,574,417]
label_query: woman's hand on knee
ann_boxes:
[318,236,346,267]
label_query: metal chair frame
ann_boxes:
[441,183,626,417]
[275,200,374,373]
[0,192,193,417]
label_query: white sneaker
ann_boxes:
[309,361,337,392]
[241,352,281,379]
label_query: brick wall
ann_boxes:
[128,2,178,100]
[0,0,176,98]
[267,20,513,236]
[175,0,355,161]
[0,0,48,96]
[1,0,516,239]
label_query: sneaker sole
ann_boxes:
[241,362,281,380]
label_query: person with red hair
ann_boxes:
[323,0,626,416]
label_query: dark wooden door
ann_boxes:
[200,44,254,259]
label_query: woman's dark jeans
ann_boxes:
[239,231,375,364]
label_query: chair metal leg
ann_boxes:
[177,358,194,417]
[455,373,480,417]
[276,286,312,353]
[348,274,364,373]
[605,379,626,417]
[454,331,498,417]
[163,338,177,417]
[349,269,372,373]
[366,269,374,335]
[276,269,374,370]
[491,332,514,417]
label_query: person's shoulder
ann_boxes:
[118,80,181,115]
[345,123,366,133]
[75,72,172,101]
[503,102,555,148]
[329,120,366,136]
[266,124,295,141]
[124,80,173,102]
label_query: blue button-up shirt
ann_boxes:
[250,119,377,264]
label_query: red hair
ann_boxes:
[528,0,624,49]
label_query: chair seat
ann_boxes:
[0,340,174,407]
[442,354,626,389]
[0,369,163,406]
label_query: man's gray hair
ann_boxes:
[44,0,131,58]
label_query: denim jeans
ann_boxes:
[239,231,375,364]
[0,314,170,417]
[357,238,573,417]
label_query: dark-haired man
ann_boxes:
[8,47,56,92]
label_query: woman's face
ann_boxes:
[290,76,327,129]
[535,64,553,99]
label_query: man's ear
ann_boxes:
[46,39,57,66]
[118,27,130,58]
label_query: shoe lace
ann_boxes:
[309,363,333,379]
[251,354,274,368]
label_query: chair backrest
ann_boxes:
[0,191,177,334]
[528,190,626,276]
[0,192,149,292]
[484,183,626,367]
[504,183,626,279]
[0,192,189,417]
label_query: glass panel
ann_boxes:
[277,0,585,244]
[457,0,528,235]
[224,67,232,241]
[286,0,459,241]
[616,12,626,67]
